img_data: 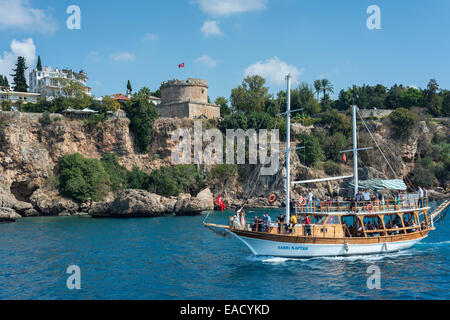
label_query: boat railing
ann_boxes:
[294,196,429,214]
[229,214,429,237]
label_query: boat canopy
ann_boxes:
[349,179,407,191]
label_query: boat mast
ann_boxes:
[352,105,358,196]
[286,75,292,223]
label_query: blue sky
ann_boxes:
[1,0,450,100]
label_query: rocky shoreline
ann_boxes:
[1,184,448,223]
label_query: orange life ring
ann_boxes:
[367,204,374,213]
[298,197,307,206]
[268,194,277,203]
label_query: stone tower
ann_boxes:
[156,78,220,119]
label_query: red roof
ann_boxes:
[112,94,130,101]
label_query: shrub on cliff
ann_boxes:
[124,98,158,153]
[389,107,418,139]
[39,111,52,125]
[101,153,129,191]
[208,164,238,183]
[147,165,205,197]
[297,133,324,167]
[59,153,111,202]
[323,161,342,176]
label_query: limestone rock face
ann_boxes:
[0,190,16,209]
[13,201,33,214]
[98,189,173,218]
[175,188,214,215]
[0,207,21,222]
[30,188,79,216]
[22,208,39,217]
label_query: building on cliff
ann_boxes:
[0,86,41,105]
[156,78,220,119]
[29,66,92,100]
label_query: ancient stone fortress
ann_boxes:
[156,78,220,119]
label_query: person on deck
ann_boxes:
[303,215,312,236]
[265,214,272,232]
[418,187,424,207]
[290,215,298,233]
[277,215,285,233]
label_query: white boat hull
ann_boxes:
[227,230,427,258]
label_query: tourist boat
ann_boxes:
[204,75,449,258]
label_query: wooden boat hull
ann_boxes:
[228,229,429,257]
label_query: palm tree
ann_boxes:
[320,79,334,98]
[313,80,322,100]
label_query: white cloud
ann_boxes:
[201,20,223,37]
[0,38,36,84]
[110,52,135,62]
[195,55,217,67]
[143,33,158,41]
[407,84,419,90]
[244,57,303,86]
[0,0,57,33]
[195,0,267,16]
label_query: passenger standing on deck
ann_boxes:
[303,215,312,236]
[307,191,313,213]
[290,215,297,233]
[418,187,424,207]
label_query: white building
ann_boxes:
[29,66,92,100]
[0,86,40,105]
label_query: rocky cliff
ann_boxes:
[0,111,448,220]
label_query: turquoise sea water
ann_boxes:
[0,202,448,300]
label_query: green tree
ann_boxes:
[58,153,111,202]
[441,91,450,117]
[220,112,248,132]
[230,75,271,113]
[0,75,9,87]
[215,96,231,117]
[297,133,324,166]
[389,107,418,139]
[127,80,132,94]
[133,86,152,100]
[324,132,348,161]
[313,80,322,100]
[247,112,275,130]
[291,83,320,116]
[124,97,159,152]
[101,153,129,191]
[424,79,442,116]
[321,109,352,137]
[11,56,28,92]
[127,166,150,190]
[320,79,334,99]
[36,56,42,71]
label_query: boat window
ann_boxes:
[402,213,418,233]
[311,215,326,224]
[341,215,356,237]
[326,215,340,224]
[383,214,400,228]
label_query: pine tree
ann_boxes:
[10,56,28,92]
[36,55,42,71]
[0,75,9,87]
[127,80,132,94]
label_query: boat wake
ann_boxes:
[246,250,416,264]
[417,240,450,246]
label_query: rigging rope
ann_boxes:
[357,110,397,178]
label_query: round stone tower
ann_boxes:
[160,78,208,104]
[157,78,220,119]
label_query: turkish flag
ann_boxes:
[216,194,226,213]
[178,62,185,68]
